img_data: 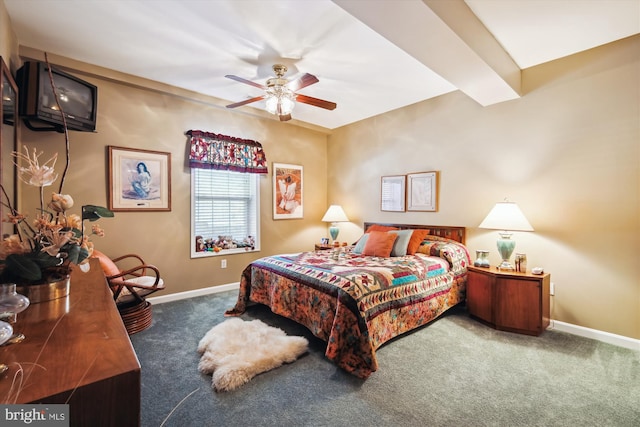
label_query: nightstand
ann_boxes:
[466,265,550,336]
[314,243,333,251]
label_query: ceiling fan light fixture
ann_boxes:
[226,63,335,119]
[265,86,295,116]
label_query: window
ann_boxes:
[191,168,260,257]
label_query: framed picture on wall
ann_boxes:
[380,175,406,212]
[407,171,439,212]
[108,146,171,211]
[273,163,303,219]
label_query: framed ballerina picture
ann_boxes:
[273,163,303,219]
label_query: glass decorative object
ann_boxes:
[0,320,12,345]
[0,319,13,373]
[473,250,491,268]
[0,283,30,322]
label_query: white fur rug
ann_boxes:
[197,318,309,392]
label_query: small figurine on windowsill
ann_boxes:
[195,236,205,252]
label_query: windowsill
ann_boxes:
[191,247,260,258]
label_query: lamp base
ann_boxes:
[329,224,339,242]
[496,231,516,271]
[497,260,515,271]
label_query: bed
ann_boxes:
[225,223,470,378]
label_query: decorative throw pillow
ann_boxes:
[389,229,414,256]
[406,229,430,255]
[352,234,370,254]
[91,249,120,277]
[363,231,398,257]
[365,224,398,233]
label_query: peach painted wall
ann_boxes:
[14,50,329,298]
[328,35,639,340]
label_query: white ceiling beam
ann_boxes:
[332,0,521,106]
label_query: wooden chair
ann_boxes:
[92,250,164,334]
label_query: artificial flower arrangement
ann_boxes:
[0,146,114,285]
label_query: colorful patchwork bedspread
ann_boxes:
[226,237,470,378]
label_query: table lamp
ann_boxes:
[478,199,533,270]
[321,205,349,242]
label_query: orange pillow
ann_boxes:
[406,229,430,255]
[366,224,398,233]
[91,249,121,277]
[363,231,398,257]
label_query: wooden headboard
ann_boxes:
[363,222,466,244]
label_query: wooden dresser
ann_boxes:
[0,258,141,426]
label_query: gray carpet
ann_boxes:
[130,291,639,427]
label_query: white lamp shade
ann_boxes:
[479,201,533,231]
[322,205,349,223]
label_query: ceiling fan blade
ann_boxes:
[287,73,319,92]
[225,74,266,90]
[226,95,266,109]
[279,114,292,122]
[295,94,337,111]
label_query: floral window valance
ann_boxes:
[187,129,268,174]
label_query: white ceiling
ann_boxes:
[4,0,639,130]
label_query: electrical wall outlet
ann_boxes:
[550,282,555,296]
[221,259,227,268]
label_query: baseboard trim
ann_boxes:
[549,320,640,352]
[148,285,639,352]
[147,282,240,305]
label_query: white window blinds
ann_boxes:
[191,168,259,256]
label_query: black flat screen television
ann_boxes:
[17,61,97,132]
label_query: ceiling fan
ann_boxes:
[225,64,337,122]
